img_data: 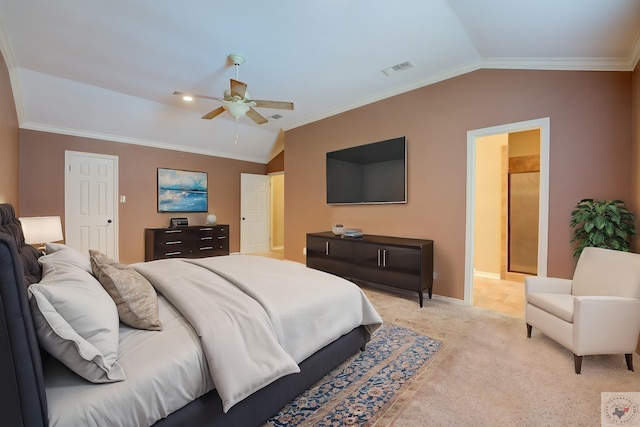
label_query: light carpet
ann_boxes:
[262,283,639,426]
[360,284,640,426]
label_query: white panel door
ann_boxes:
[240,173,270,254]
[65,151,119,260]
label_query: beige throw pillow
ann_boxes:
[89,250,162,331]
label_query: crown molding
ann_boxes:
[284,60,482,131]
[480,57,636,71]
[285,54,640,132]
[20,122,267,164]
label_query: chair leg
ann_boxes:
[574,354,582,374]
[526,324,532,338]
[625,354,634,371]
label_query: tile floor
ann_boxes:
[473,276,525,318]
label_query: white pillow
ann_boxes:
[44,242,70,254]
[29,268,125,383]
[39,246,92,275]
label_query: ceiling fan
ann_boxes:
[174,53,294,125]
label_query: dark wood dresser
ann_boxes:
[145,225,229,261]
[306,232,434,306]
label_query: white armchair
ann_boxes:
[525,247,640,374]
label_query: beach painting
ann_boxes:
[157,168,208,212]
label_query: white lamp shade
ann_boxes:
[19,216,64,245]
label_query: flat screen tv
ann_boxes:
[157,168,208,212]
[326,136,407,204]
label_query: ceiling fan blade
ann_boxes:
[230,79,247,99]
[201,106,226,120]
[246,108,268,125]
[252,100,294,110]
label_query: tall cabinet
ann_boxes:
[306,232,434,306]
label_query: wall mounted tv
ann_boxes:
[326,136,407,204]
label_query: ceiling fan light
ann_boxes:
[182,95,193,101]
[224,102,250,120]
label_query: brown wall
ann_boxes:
[0,52,19,208]
[19,130,266,263]
[284,69,633,300]
[632,60,640,253]
[267,150,284,173]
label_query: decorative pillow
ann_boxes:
[39,245,93,275]
[89,250,162,331]
[29,269,125,383]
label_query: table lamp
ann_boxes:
[19,216,64,252]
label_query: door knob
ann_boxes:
[107,219,112,224]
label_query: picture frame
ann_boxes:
[157,168,208,212]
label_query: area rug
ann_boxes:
[265,323,442,426]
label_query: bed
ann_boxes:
[0,203,382,426]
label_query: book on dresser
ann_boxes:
[145,225,229,261]
[306,232,434,307]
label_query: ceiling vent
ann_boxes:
[270,114,283,120]
[381,61,414,76]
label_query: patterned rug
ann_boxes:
[265,323,442,426]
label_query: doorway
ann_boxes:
[239,172,285,257]
[64,151,119,260]
[464,118,550,307]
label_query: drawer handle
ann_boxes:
[166,240,182,245]
[201,236,213,240]
[165,230,182,234]
[200,246,214,251]
[165,251,182,256]
[200,227,213,231]
[217,236,227,240]
[377,249,387,267]
[325,241,329,256]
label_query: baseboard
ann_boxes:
[473,270,500,280]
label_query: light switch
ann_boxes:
[120,195,126,203]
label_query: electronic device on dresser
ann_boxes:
[306,232,434,307]
[170,217,188,228]
[145,225,229,261]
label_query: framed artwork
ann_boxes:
[157,168,208,212]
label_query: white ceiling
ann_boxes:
[1,0,639,163]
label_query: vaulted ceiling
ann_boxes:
[1,0,639,163]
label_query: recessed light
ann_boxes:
[182,95,193,102]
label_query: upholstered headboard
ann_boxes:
[0,204,43,285]
[0,203,48,426]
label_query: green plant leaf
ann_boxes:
[605,222,615,236]
[594,216,607,230]
[583,221,594,233]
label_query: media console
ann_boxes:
[306,232,434,307]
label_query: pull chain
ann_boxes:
[234,119,239,144]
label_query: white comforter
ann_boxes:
[133,255,382,413]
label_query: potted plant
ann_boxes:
[569,198,636,257]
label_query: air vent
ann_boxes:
[270,114,283,120]
[381,61,414,76]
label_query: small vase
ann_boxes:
[207,214,217,225]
